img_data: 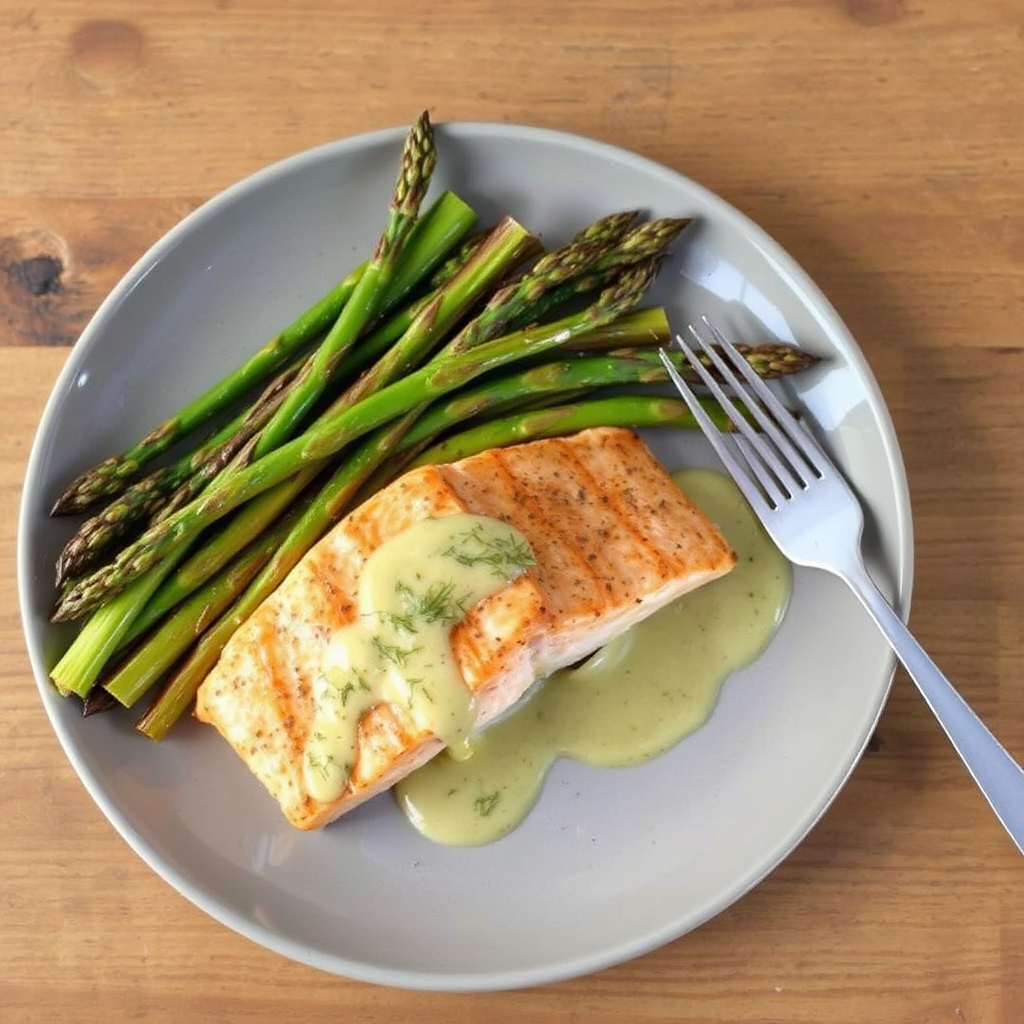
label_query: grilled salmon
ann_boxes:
[194,427,736,830]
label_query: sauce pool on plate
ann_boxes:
[394,468,791,845]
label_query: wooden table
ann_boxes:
[4,1,1023,1019]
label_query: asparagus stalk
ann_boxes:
[388,339,816,458]
[50,541,197,697]
[304,238,481,401]
[426,229,492,289]
[334,228,493,376]
[119,467,321,645]
[411,393,724,466]
[499,217,692,335]
[330,216,543,410]
[445,210,639,352]
[55,465,179,589]
[104,507,301,708]
[250,111,437,459]
[398,347,671,448]
[53,260,660,623]
[54,358,305,585]
[331,212,490,384]
[48,266,362,516]
[50,184,476,516]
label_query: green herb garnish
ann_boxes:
[401,579,471,625]
[372,635,419,667]
[443,523,535,579]
[405,676,435,708]
[306,743,350,783]
[323,668,372,708]
[473,790,501,817]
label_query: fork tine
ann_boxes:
[663,334,795,511]
[700,317,827,480]
[680,326,806,504]
[657,347,774,517]
[688,321,815,493]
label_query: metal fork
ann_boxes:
[659,319,1024,855]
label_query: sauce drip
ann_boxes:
[394,469,790,845]
[302,514,534,803]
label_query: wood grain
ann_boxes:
[2,0,1023,1020]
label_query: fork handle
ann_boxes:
[840,564,1024,854]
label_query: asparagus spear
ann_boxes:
[50,541,199,697]
[54,358,305,585]
[426,229,491,288]
[53,260,661,623]
[332,227,496,383]
[120,467,322,644]
[50,185,476,516]
[329,216,543,410]
[498,217,693,335]
[48,267,362,517]
[411,393,723,466]
[392,339,816,458]
[55,465,178,589]
[250,111,437,459]
[103,506,302,708]
[445,210,639,352]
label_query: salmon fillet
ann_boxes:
[194,427,736,830]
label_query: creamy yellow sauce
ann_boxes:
[394,468,790,845]
[302,513,534,803]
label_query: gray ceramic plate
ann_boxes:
[18,122,912,991]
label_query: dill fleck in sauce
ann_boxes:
[395,469,791,846]
[302,514,535,804]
